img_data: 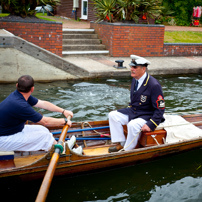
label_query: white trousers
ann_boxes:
[108,111,146,151]
[0,125,55,152]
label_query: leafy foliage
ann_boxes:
[0,0,60,18]
[163,0,202,26]
[92,0,117,22]
[117,0,140,22]
[92,0,202,25]
[138,0,163,24]
[92,0,164,23]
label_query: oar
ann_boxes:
[55,137,111,141]
[35,117,71,202]
[52,126,109,135]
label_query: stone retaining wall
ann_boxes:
[0,29,90,82]
[0,20,62,57]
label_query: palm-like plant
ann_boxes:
[117,0,140,22]
[92,0,164,24]
[92,0,117,22]
[139,0,163,24]
[1,0,60,18]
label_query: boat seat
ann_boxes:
[139,129,167,147]
[0,151,15,169]
[123,125,167,147]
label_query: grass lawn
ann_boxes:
[0,13,56,22]
[0,13,9,17]
[35,13,57,22]
[164,31,202,43]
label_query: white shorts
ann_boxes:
[0,125,55,152]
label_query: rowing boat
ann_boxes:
[1,113,202,181]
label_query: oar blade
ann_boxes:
[36,124,69,202]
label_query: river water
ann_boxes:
[1,74,202,201]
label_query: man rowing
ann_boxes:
[0,75,73,151]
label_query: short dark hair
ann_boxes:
[17,75,34,93]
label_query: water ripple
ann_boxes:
[147,176,202,202]
[1,75,202,121]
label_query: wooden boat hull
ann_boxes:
[1,114,202,181]
[52,138,202,177]
[2,138,202,181]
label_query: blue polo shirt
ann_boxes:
[0,90,43,136]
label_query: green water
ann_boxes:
[1,74,202,201]
[1,75,202,121]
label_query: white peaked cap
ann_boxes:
[129,55,151,66]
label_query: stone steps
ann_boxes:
[63,34,98,39]
[62,29,109,57]
[63,39,101,45]
[62,50,109,57]
[63,44,106,51]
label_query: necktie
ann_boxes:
[134,80,139,92]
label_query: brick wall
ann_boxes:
[91,22,165,57]
[88,0,97,22]
[56,0,96,22]
[91,22,202,57]
[0,21,62,57]
[56,0,77,19]
[164,43,202,56]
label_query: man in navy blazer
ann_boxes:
[108,55,165,153]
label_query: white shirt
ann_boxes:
[136,72,147,91]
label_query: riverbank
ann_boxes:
[58,16,202,77]
[64,55,202,78]
[1,16,202,82]
[1,28,202,82]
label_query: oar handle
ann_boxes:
[36,116,71,202]
[58,115,71,142]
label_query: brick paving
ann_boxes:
[165,25,202,32]
[43,16,90,29]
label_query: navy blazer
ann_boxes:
[118,74,165,131]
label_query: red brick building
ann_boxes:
[56,0,96,22]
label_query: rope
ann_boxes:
[156,120,202,130]
[81,122,110,147]
[81,122,87,147]
[118,130,142,152]
[165,110,202,115]
[81,122,109,136]
[151,135,160,145]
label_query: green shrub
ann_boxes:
[92,0,164,23]
[163,0,202,26]
[0,0,60,18]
